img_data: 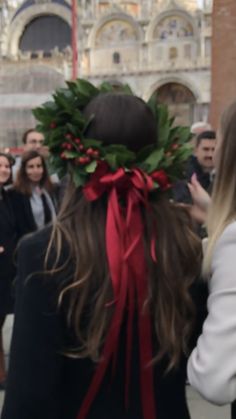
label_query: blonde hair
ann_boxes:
[203,102,236,274]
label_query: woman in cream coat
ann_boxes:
[187,101,236,411]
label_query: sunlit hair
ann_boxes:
[14,150,52,196]
[46,93,202,369]
[203,101,236,275]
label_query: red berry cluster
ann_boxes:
[75,147,100,165]
[59,133,100,165]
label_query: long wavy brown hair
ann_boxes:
[14,150,52,196]
[47,93,202,369]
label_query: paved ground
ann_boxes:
[0,316,231,419]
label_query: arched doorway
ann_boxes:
[153,82,196,125]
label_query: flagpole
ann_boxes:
[71,0,78,80]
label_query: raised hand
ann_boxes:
[188,173,211,211]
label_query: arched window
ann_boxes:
[113,52,121,64]
[19,15,71,53]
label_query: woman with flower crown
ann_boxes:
[2,81,206,419]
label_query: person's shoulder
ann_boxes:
[3,186,20,204]
[6,187,21,198]
[4,185,15,194]
[18,225,53,265]
[211,221,236,289]
[215,221,236,250]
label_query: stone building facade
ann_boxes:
[0,0,213,148]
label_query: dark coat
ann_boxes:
[1,227,207,419]
[8,188,58,239]
[173,155,212,204]
[0,189,18,315]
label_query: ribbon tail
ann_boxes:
[131,203,156,419]
[77,187,127,419]
[125,264,135,408]
[137,298,156,419]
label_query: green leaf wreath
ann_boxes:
[33,78,192,190]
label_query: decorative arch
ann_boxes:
[146,9,197,43]
[144,76,201,102]
[155,82,196,104]
[87,12,143,49]
[7,3,71,57]
[144,77,201,125]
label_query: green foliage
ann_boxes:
[33,78,193,190]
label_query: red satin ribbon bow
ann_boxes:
[77,162,157,419]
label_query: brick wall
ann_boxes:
[210,0,236,129]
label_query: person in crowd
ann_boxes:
[187,130,216,189]
[12,129,46,180]
[22,128,45,153]
[0,153,18,390]
[10,150,57,239]
[190,121,212,147]
[2,90,206,419]
[13,128,60,182]
[174,130,216,203]
[173,130,216,236]
[187,101,236,417]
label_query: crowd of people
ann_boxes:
[0,130,59,390]
[0,82,236,419]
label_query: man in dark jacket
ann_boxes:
[174,130,216,204]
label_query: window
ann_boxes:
[113,52,121,64]
[20,15,71,53]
